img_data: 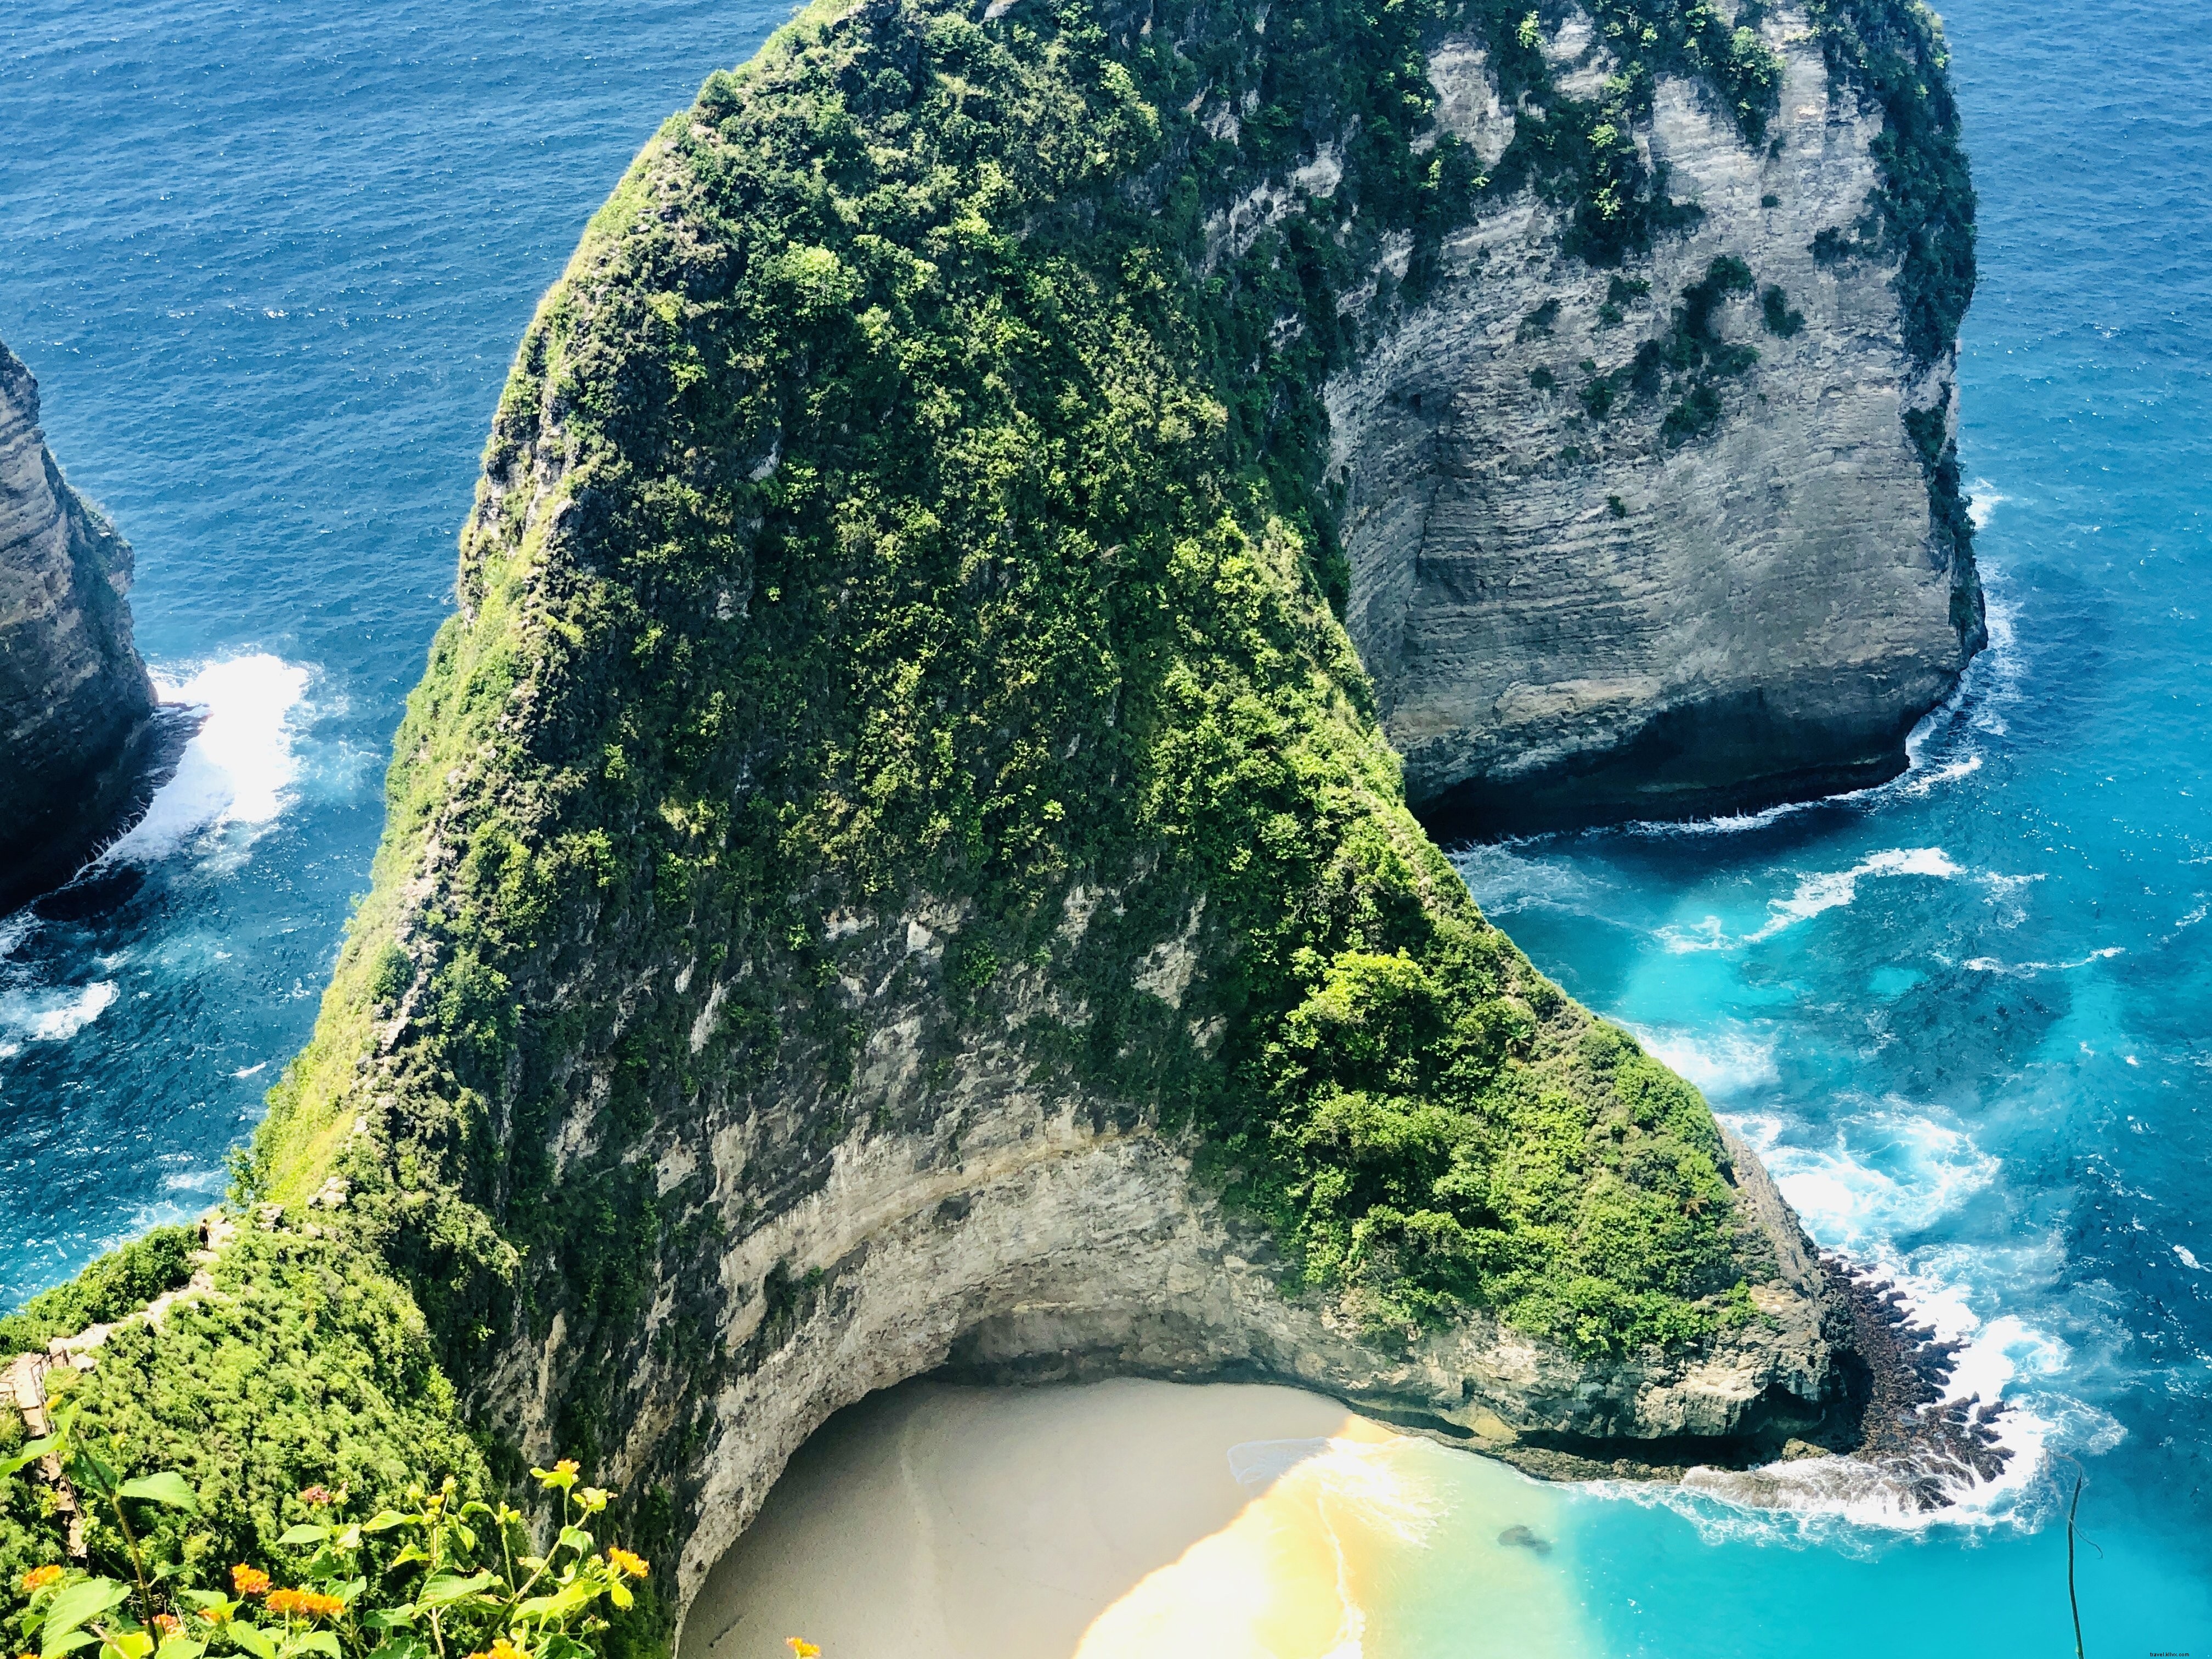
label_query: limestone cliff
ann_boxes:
[0,0,1974,1644]
[0,340,157,911]
[1334,3,1983,830]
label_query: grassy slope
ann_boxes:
[2,0,1970,1648]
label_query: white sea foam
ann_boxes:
[102,653,312,864]
[0,980,120,1058]
[1604,1106,2106,1542]
[1448,840,1612,920]
[1749,1105,1999,1249]
[1967,479,2007,531]
[1657,848,1962,953]
[1630,1023,1779,1098]
[1962,945,2124,977]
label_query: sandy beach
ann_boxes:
[685,1377,1585,1659]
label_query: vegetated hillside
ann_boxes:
[3,0,1968,1649]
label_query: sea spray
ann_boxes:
[101,654,312,865]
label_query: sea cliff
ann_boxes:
[1,0,1974,1651]
[1332,2,1983,828]
[0,340,159,912]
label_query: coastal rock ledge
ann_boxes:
[0,338,159,912]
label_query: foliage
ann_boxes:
[2,1437,644,1659]
[1810,0,1976,364]
[0,1228,487,1643]
[0,1232,195,1358]
[0,0,1979,1642]
[1576,253,1763,442]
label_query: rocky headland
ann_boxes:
[1330,5,1982,831]
[0,0,1979,1650]
[0,338,161,913]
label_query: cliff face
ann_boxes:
[0,0,1975,1642]
[1333,5,1983,830]
[0,340,157,910]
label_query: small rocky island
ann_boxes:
[0,0,1982,1651]
[0,338,159,912]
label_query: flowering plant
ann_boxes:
[4,1418,644,1659]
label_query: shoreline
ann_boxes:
[685,1376,1584,1659]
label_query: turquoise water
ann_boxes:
[2,0,2207,1651]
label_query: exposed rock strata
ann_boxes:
[455,912,1857,1624]
[0,340,158,911]
[1331,8,1984,831]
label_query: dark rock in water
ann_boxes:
[1497,1525,1554,1556]
[0,337,161,913]
[1820,1251,2014,1508]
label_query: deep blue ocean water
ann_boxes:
[2,0,2207,1651]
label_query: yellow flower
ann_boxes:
[264,1590,344,1619]
[606,1548,648,1580]
[555,1460,579,1477]
[18,1565,63,1593]
[231,1566,272,1597]
[465,1639,528,1659]
[786,1641,820,1658]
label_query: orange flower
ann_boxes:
[605,1548,648,1580]
[18,1566,63,1593]
[231,1566,273,1597]
[298,1485,336,1507]
[264,1590,344,1620]
[151,1615,184,1639]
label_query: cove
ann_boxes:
[2,0,2208,1653]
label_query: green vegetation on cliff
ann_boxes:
[5,0,1973,1647]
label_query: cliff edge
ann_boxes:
[1334,2,1982,831]
[0,340,158,911]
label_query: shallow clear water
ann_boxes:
[3,0,2208,1651]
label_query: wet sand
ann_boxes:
[685,1376,1581,1659]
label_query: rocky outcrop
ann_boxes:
[7,0,1973,1640]
[1332,7,1984,831]
[453,910,1857,1619]
[0,339,157,911]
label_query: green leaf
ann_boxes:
[118,1471,200,1511]
[98,1630,154,1659]
[0,1431,62,1479]
[286,1634,340,1659]
[332,1578,366,1607]
[414,1573,495,1607]
[43,1633,99,1659]
[225,1622,278,1659]
[42,1576,132,1654]
[358,1511,409,1534]
[178,1592,232,1612]
[608,1583,633,1612]
[154,1639,208,1659]
[275,1525,330,1547]
[67,1447,119,1499]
